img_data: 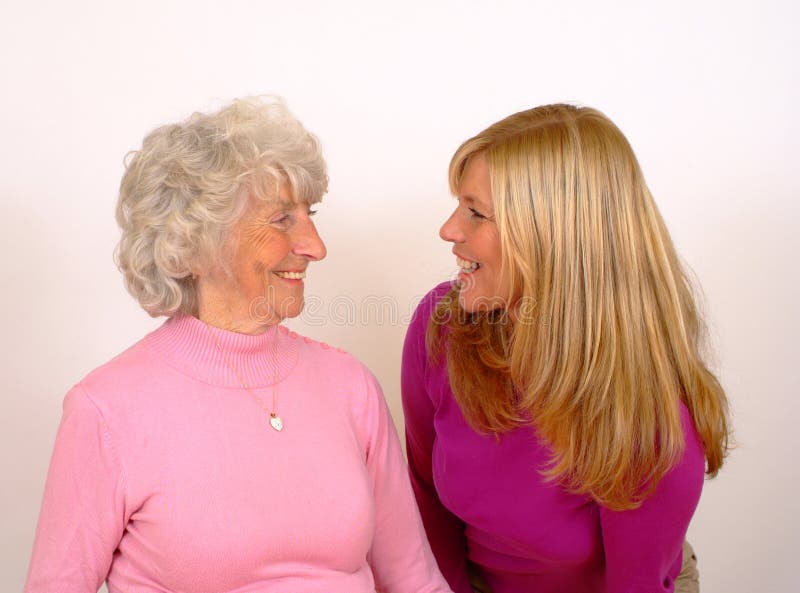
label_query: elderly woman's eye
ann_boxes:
[308,209,318,217]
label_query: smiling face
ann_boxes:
[439,153,511,313]
[197,184,326,334]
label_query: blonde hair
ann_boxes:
[430,104,730,510]
[115,96,328,317]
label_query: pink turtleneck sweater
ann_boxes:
[25,315,451,593]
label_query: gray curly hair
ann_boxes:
[115,96,328,317]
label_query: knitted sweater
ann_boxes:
[401,283,705,593]
[25,314,451,593]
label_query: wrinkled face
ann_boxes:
[439,153,511,313]
[199,184,326,333]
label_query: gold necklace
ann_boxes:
[205,324,284,432]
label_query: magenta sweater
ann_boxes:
[26,314,451,593]
[401,283,706,593]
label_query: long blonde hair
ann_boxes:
[429,104,730,510]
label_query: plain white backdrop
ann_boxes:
[2,1,797,591]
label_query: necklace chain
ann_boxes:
[204,324,284,432]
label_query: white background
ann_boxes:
[2,1,797,591]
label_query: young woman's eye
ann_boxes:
[469,207,487,220]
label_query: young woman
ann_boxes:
[402,104,729,593]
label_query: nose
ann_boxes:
[294,214,327,261]
[439,208,463,243]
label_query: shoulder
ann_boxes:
[406,281,456,347]
[289,329,370,383]
[647,402,706,500]
[49,332,169,446]
[675,401,707,487]
[634,401,706,514]
[410,281,457,327]
[404,281,455,365]
[289,330,382,415]
[291,331,387,443]
[402,283,455,408]
[74,332,163,407]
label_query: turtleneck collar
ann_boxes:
[143,314,299,388]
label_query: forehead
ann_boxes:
[457,153,493,209]
[247,184,308,213]
[250,174,323,207]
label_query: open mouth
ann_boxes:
[457,256,480,273]
[273,271,306,280]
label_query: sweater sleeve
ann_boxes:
[401,288,472,593]
[24,384,127,593]
[360,367,453,593]
[599,406,706,593]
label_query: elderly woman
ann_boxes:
[25,97,451,593]
[402,104,729,593]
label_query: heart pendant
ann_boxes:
[269,414,284,432]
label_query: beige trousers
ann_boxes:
[676,540,699,593]
[469,539,700,593]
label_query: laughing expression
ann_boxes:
[439,153,511,313]
[199,184,326,333]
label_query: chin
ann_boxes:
[249,295,305,325]
[458,291,508,315]
[278,298,305,320]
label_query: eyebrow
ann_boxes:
[263,199,300,213]
[460,194,493,213]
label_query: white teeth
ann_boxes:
[274,271,306,280]
[457,257,479,271]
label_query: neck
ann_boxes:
[143,314,298,388]
[199,308,274,335]
[196,286,279,336]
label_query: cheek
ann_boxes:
[252,230,276,253]
[243,230,287,271]
[472,224,500,259]
[241,224,280,256]
[251,261,269,278]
